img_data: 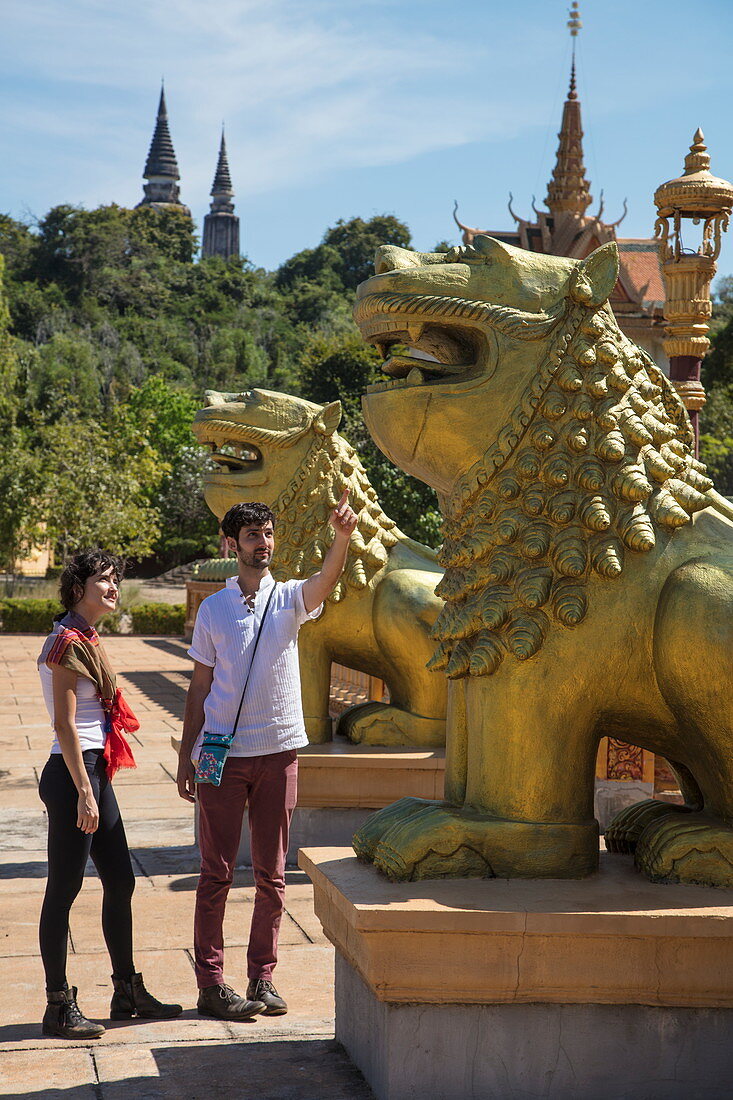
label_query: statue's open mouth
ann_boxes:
[207,443,262,473]
[354,292,484,393]
[192,420,263,475]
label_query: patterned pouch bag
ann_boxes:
[194,583,276,787]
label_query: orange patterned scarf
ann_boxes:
[40,612,137,779]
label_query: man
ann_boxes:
[176,494,357,1021]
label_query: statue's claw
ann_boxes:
[338,702,445,748]
[369,804,495,882]
[353,797,435,862]
[605,798,692,853]
[373,842,411,881]
[635,813,733,887]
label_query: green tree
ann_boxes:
[41,413,164,561]
[123,376,219,564]
[0,431,44,573]
[700,278,733,494]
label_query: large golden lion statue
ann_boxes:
[192,388,446,747]
[351,234,733,887]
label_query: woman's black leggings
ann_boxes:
[38,750,136,991]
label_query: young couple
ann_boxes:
[37,494,357,1038]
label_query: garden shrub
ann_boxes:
[130,602,185,635]
[0,598,61,632]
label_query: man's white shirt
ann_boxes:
[188,574,322,759]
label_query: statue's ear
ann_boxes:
[314,401,342,435]
[471,234,513,260]
[571,242,619,306]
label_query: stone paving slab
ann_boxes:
[0,634,372,1099]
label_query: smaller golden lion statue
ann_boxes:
[192,388,446,747]
[352,235,733,887]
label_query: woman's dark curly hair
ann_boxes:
[58,550,124,613]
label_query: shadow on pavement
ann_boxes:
[141,638,191,659]
[122,671,187,721]
[3,1038,374,1099]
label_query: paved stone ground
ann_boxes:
[0,635,373,1099]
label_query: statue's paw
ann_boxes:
[635,814,733,887]
[352,797,437,863]
[605,798,691,853]
[372,805,493,882]
[338,702,445,748]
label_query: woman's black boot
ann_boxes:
[42,985,105,1039]
[110,972,183,1020]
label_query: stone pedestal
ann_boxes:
[300,847,733,1100]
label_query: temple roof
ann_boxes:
[545,61,592,217]
[616,240,665,309]
[143,86,180,180]
[211,130,233,197]
[449,3,663,328]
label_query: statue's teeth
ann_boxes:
[407,323,424,345]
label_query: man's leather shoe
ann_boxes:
[197,983,264,1021]
[246,978,288,1016]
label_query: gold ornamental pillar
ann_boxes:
[654,130,733,453]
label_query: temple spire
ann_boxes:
[545,2,592,218]
[211,129,233,198]
[202,125,240,260]
[138,84,190,213]
[144,85,180,180]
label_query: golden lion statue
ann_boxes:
[192,388,446,747]
[352,234,733,887]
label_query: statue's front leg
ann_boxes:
[299,641,333,744]
[354,679,600,881]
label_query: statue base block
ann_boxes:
[299,847,733,1100]
[246,744,444,867]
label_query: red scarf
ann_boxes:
[100,688,139,779]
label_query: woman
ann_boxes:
[37,549,182,1039]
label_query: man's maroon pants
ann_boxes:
[194,749,298,988]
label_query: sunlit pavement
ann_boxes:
[0,634,372,1099]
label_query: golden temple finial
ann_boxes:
[567,1,582,37]
[546,2,591,217]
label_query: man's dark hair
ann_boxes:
[58,549,124,612]
[221,502,276,543]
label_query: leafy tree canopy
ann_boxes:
[0,207,442,568]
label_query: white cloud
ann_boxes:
[0,0,539,212]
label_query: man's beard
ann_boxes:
[239,548,272,570]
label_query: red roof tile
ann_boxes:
[616,239,665,309]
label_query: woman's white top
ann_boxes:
[38,659,106,754]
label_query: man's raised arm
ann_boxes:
[302,490,358,613]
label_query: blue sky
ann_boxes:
[2,0,733,281]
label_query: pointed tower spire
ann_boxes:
[202,126,240,260]
[545,3,592,218]
[138,84,190,213]
[211,129,233,198]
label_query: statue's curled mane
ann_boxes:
[270,430,399,603]
[429,301,713,678]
